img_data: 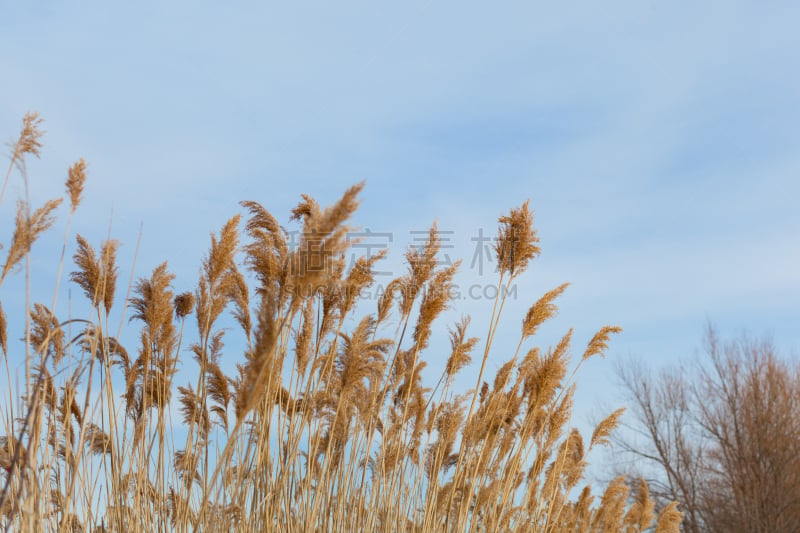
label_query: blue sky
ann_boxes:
[2,1,799,454]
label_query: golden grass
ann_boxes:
[0,113,682,532]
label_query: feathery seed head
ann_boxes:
[288,183,364,294]
[99,239,119,312]
[70,235,119,312]
[66,158,87,213]
[445,316,479,378]
[294,297,314,376]
[30,303,65,364]
[655,501,683,533]
[522,283,569,338]
[624,478,656,531]
[493,360,514,391]
[2,198,62,283]
[129,262,176,355]
[582,325,622,361]
[377,277,402,325]
[174,292,195,319]
[494,200,540,277]
[412,261,460,351]
[341,248,388,316]
[589,407,625,449]
[11,111,45,161]
[0,302,6,355]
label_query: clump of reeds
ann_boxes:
[0,113,682,532]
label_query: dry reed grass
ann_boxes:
[0,113,682,532]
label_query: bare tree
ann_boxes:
[615,326,800,533]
